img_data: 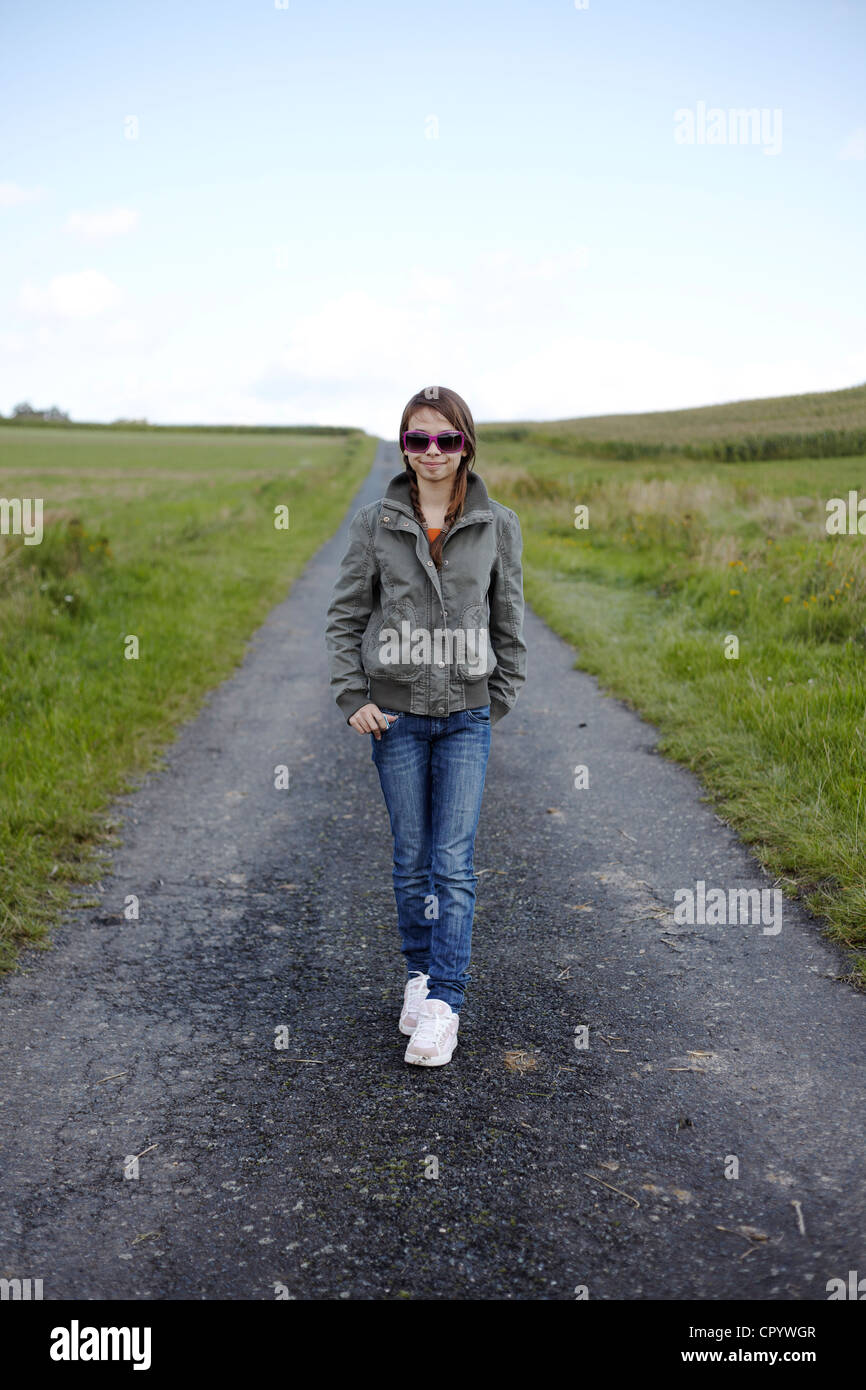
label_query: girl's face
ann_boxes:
[404,406,467,486]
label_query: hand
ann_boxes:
[348,702,400,739]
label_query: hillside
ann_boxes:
[478,382,866,460]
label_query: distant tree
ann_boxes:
[11,401,71,421]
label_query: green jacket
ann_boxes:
[325,467,527,726]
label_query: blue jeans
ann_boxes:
[370,706,492,1013]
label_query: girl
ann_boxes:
[325,386,527,1066]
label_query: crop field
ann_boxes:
[478,382,866,460]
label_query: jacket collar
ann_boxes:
[383,467,493,524]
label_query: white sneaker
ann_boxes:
[404,998,459,1067]
[399,971,430,1035]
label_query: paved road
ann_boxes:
[1,439,863,1301]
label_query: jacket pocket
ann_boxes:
[361,598,423,683]
[454,603,497,681]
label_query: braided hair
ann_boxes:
[406,462,468,571]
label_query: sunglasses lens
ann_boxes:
[404,432,431,451]
[437,432,463,452]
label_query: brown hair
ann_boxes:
[398,385,477,571]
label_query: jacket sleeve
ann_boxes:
[324,506,378,723]
[487,508,527,724]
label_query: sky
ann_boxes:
[1,0,864,438]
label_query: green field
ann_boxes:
[0,424,376,970]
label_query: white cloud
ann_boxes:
[0,181,45,207]
[248,288,417,390]
[838,126,866,160]
[244,252,599,431]
[246,251,588,407]
[476,246,591,280]
[65,207,139,240]
[18,269,123,319]
[243,262,860,435]
[3,245,859,435]
[104,318,143,345]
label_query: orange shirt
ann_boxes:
[427,527,441,540]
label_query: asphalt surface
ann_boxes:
[1,438,864,1301]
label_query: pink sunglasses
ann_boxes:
[402,429,465,454]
